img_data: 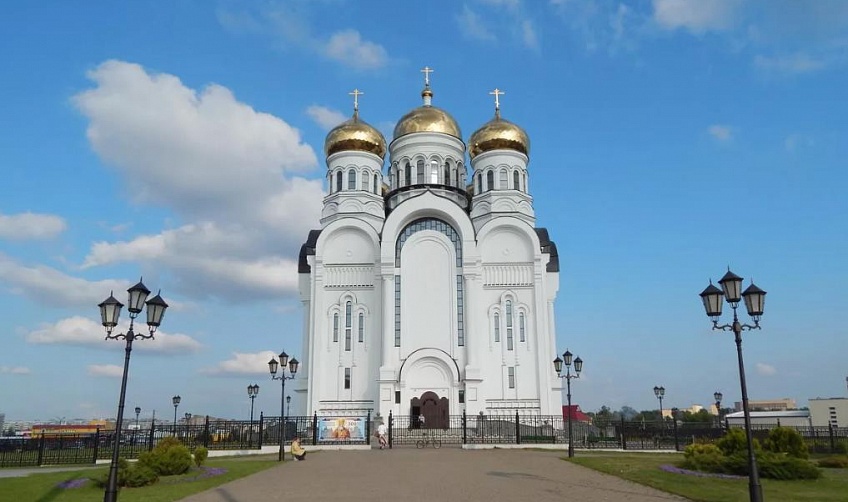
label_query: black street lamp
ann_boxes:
[134,406,141,430]
[553,349,583,458]
[700,270,767,502]
[172,395,181,435]
[247,384,259,446]
[714,392,723,429]
[286,395,291,418]
[269,352,299,462]
[98,279,168,502]
[653,386,665,424]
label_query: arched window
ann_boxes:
[519,312,526,342]
[361,170,369,191]
[444,161,451,185]
[513,170,520,190]
[522,173,527,192]
[335,171,343,193]
[430,160,439,183]
[416,160,425,184]
[333,313,339,342]
[486,170,494,192]
[494,313,500,342]
[476,173,482,194]
[373,174,379,194]
[405,162,411,186]
[348,169,356,190]
[457,163,464,187]
[506,300,514,351]
[499,168,508,190]
[344,301,352,351]
[358,313,364,342]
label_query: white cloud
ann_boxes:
[652,0,742,33]
[25,316,202,354]
[323,30,389,70]
[707,124,733,142]
[458,5,496,41]
[479,0,520,9]
[306,105,347,131]
[87,364,123,378]
[0,366,31,375]
[754,53,827,75]
[756,363,777,376]
[0,212,67,240]
[784,133,814,152]
[201,350,278,375]
[521,20,539,49]
[73,61,325,301]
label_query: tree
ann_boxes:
[619,406,638,420]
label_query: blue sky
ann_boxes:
[1,0,847,423]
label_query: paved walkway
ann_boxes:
[181,448,689,502]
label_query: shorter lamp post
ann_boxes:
[184,413,192,440]
[269,352,299,461]
[714,392,723,429]
[134,407,141,445]
[247,384,259,446]
[286,395,291,418]
[172,395,181,435]
[700,270,766,502]
[653,386,665,426]
[553,350,583,458]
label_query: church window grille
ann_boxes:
[333,313,339,342]
[361,170,369,191]
[374,174,379,193]
[344,367,351,389]
[430,160,439,183]
[508,367,515,389]
[444,161,450,185]
[358,313,364,342]
[476,173,482,194]
[394,218,464,346]
[513,170,520,190]
[405,162,411,185]
[417,160,425,184]
[345,301,352,351]
[499,169,508,190]
[519,312,526,342]
[486,170,494,192]
[494,313,500,342]
[506,301,514,351]
[335,171,343,193]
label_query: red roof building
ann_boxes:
[562,405,591,422]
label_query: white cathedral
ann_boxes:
[295,70,563,426]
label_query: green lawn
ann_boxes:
[567,452,848,502]
[0,456,280,502]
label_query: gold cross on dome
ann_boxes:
[489,88,505,111]
[421,66,434,86]
[348,88,364,112]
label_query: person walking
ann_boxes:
[377,421,388,449]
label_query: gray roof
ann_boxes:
[725,410,809,418]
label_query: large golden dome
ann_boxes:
[468,112,530,159]
[324,113,387,159]
[393,86,462,141]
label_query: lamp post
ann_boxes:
[98,279,168,502]
[700,270,766,502]
[172,395,181,435]
[269,352,299,461]
[134,407,141,445]
[714,392,723,429]
[247,384,259,446]
[653,386,665,425]
[184,413,192,440]
[553,349,583,458]
[286,395,291,418]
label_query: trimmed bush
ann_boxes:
[194,446,209,467]
[92,458,159,488]
[763,427,808,459]
[716,428,759,457]
[139,437,193,476]
[681,443,726,473]
[818,456,848,469]
[835,440,848,455]
[757,452,822,480]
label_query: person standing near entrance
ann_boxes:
[377,421,388,449]
[291,436,307,461]
[419,414,426,429]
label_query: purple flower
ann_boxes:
[57,478,89,489]
[660,464,745,480]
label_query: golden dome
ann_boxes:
[393,105,462,140]
[324,113,387,159]
[468,113,530,159]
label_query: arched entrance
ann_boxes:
[410,391,449,429]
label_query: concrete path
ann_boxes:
[181,448,689,502]
[0,465,100,479]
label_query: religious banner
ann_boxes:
[316,417,366,442]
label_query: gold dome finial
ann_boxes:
[420,66,434,106]
[324,88,386,159]
[392,66,461,140]
[348,88,364,118]
[489,88,505,119]
[468,88,530,159]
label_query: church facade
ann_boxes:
[295,73,562,424]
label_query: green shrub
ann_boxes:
[138,437,193,476]
[716,428,760,457]
[835,440,848,455]
[193,446,209,467]
[757,452,821,480]
[763,427,809,459]
[818,456,848,469]
[681,443,726,473]
[91,458,159,488]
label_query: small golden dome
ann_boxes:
[324,113,387,159]
[468,113,530,159]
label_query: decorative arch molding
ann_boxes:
[397,347,461,384]
[476,216,542,258]
[316,218,381,262]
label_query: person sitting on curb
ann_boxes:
[291,436,307,461]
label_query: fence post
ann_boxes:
[93,428,100,464]
[258,412,264,449]
[37,433,45,466]
[312,413,318,446]
[829,424,836,454]
[515,411,521,445]
[462,411,467,445]
[620,416,626,450]
[203,416,210,448]
[388,411,393,449]
[148,421,155,451]
[672,417,680,451]
[366,410,372,446]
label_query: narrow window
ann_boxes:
[335,171,343,193]
[494,313,500,342]
[458,164,464,187]
[430,160,439,183]
[394,276,401,347]
[344,368,351,389]
[458,390,465,404]
[345,301,352,351]
[348,169,357,190]
[513,170,520,190]
[522,173,527,192]
[361,170,369,191]
[506,301,514,351]
[444,162,450,185]
[417,160,425,184]
[374,174,379,193]
[395,390,401,404]
[333,313,339,342]
[486,171,494,192]
[519,312,525,342]
[405,162,412,185]
[358,313,364,342]
[508,367,515,389]
[499,168,508,189]
[476,173,482,194]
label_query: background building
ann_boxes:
[725,410,811,428]
[733,398,796,412]
[808,398,848,428]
